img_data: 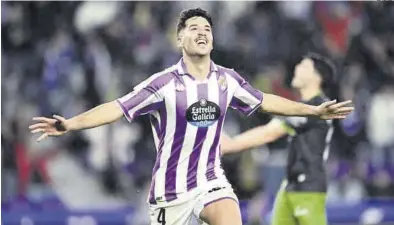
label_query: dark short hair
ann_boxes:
[176,8,213,35]
[304,52,336,88]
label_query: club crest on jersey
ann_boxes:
[218,76,227,91]
[186,98,221,127]
[199,98,207,106]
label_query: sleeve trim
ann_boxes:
[116,99,133,123]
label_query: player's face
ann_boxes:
[292,58,320,89]
[177,16,213,57]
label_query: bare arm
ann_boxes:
[260,94,354,119]
[29,101,124,142]
[261,94,317,116]
[220,119,288,154]
[30,71,172,142]
[66,101,123,131]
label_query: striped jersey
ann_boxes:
[117,58,263,206]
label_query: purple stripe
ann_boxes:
[121,73,173,113]
[206,69,228,181]
[164,81,187,202]
[122,90,155,116]
[187,83,209,191]
[149,103,167,204]
[148,179,156,204]
[134,101,163,118]
[229,96,253,115]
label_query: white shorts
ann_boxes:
[149,184,239,225]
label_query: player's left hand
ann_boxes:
[315,100,354,120]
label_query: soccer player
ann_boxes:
[220,53,338,225]
[29,9,353,225]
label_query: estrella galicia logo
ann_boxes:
[186,98,221,127]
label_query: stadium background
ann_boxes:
[2,1,394,225]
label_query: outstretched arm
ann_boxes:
[29,101,124,142]
[30,72,172,142]
[58,101,123,131]
[261,94,353,119]
[66,101,123,130]
[220,119,288,154]
[226,69,353,120]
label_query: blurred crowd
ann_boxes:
[2,1,394,217]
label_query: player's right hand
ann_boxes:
[315,100,354,120]
[29,115,69,142]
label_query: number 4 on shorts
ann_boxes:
[157,208,166,225]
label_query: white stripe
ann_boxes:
[151,112,160,151]
[225,72,240,104]
[154,80,176,200]
[176,76,198,194]
[197,73,219,185]
[215,141,225,180]
[323,121,334,161]
[236,87,261,107]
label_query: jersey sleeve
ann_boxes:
[228,70,264,116]
[116,73,172,122]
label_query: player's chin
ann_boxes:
[196,49,211,57]
[194,46,212,55]
[195,53,210,58]
[185,48,209,57]
[191,51,209,58]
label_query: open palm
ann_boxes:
[316,100,354,120]
[29,115,69,142]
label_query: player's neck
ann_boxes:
[299,86,322,101]
[182,54,211,81]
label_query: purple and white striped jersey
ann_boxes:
[117,58,263,206]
